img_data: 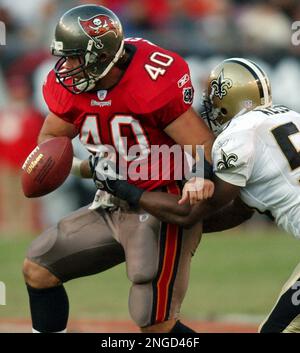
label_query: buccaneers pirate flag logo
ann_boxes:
[78,14,119,49]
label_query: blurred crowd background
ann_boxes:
[0,0,299,234]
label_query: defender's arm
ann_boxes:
[138,176,241,227]
[202,197,254,233]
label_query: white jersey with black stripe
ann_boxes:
[212,105,300,238]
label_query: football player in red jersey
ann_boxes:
[22,4,215,333]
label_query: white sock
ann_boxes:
[32,328,67,333]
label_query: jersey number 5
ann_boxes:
[271,122,300,170]
[145,52,174,80]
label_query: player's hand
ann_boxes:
[89,148,121,195]
[90,151,144,207]
[91,157,117,194]
[178,177,215,205]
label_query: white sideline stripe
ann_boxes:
[0,281,5,305]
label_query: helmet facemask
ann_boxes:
[52,39,124,94]
[201,89,228,135]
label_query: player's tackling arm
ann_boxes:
[202,197,254,233]
[139,176,240,227]
[93,154,251,228]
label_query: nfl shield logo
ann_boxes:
[97,90,108,101]
[243,99,253,109]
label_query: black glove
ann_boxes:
[89,154,119,194]
[90,153,144,207]
[191,158,213,180]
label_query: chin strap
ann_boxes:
[77,39,125,93]
[98,40,125,80]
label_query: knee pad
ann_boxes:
[128,267,156,284]
[126,249,158,284]
[128,282,154,327]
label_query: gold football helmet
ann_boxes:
[202,58,272,134]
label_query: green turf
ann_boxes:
[185,228,300,319]
[0,226,300,321]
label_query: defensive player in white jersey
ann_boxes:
[97,58,300,332]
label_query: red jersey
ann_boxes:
[43,38,193,190]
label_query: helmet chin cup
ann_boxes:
[74,77,96,93]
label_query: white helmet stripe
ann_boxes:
[224,57,271,107]
[249,59,272,98]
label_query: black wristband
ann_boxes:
[204,158,213,180]
[190,158,213,180]
[89,155,96,175]
[113,180,145,207]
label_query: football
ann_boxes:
[21,136,73,198]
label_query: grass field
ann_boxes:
[1,225,300,324]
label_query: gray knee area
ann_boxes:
[128,283,154,327]
[26,207,125,282]
[125,223,159,284]
[128,265,157,284]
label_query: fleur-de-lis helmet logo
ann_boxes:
[211,69,233,100]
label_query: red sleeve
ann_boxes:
[128,49,194,129]
[151,64,194,129]
[154,84,194,129]
[42,70,76,123]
